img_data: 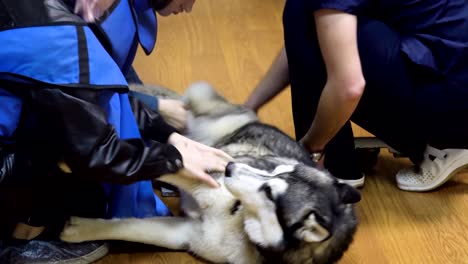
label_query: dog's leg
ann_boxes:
[157,173,218,195]
[60,216,197,250]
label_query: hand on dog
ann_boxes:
[168,133,233,188]
[159,99,188,132]
[299,137,325,168]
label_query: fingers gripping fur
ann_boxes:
[61,216,196,250]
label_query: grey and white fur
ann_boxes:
[60,82,360,264]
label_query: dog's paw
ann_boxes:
[60,217,101,243]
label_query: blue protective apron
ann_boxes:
[94,0,157,74]
[0,0,170,218]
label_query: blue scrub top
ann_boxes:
[308,0,468,88]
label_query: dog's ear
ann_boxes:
[243,209,285,250]
[337,183,361,204]
[294,213,330,243]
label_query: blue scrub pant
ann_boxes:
[283,0,468,179]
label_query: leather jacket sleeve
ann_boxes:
[0,148,14,184]
[27,87,184,185]
[128,95,177,143]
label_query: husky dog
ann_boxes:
[60,82,361,264]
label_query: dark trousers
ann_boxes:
[0,67,149,239]
[0,132,108,239]
[283,0,468,179]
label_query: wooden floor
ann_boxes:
[99,0,468,263]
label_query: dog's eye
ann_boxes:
[259,184,274,201]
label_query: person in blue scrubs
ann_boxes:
[245,0,468,192]
[0,0,229,263]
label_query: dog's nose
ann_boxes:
[225,162,235,177]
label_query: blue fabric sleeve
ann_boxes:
[309,0,370,15]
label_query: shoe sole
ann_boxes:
[36,243,109,264]
[397,160,468,192]
[338,176,365,189]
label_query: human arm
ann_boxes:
[29,88,228,187]
[299,9,365,153]
[128,95,177,142]
[128,90,187,133]
[158,98,187,132]
[244,47,290,112]
[129,96,230,187]
[167,133,231,188]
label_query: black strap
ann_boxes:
[76,26,90,84]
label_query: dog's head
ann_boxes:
[224,162,360,264]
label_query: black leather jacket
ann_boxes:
[1,86,183,185]
[0,0,184,185]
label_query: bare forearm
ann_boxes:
[301,10,365,152]
[245,47,290,111]
[302,79,364,151]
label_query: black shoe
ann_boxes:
[0,240,108,264]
